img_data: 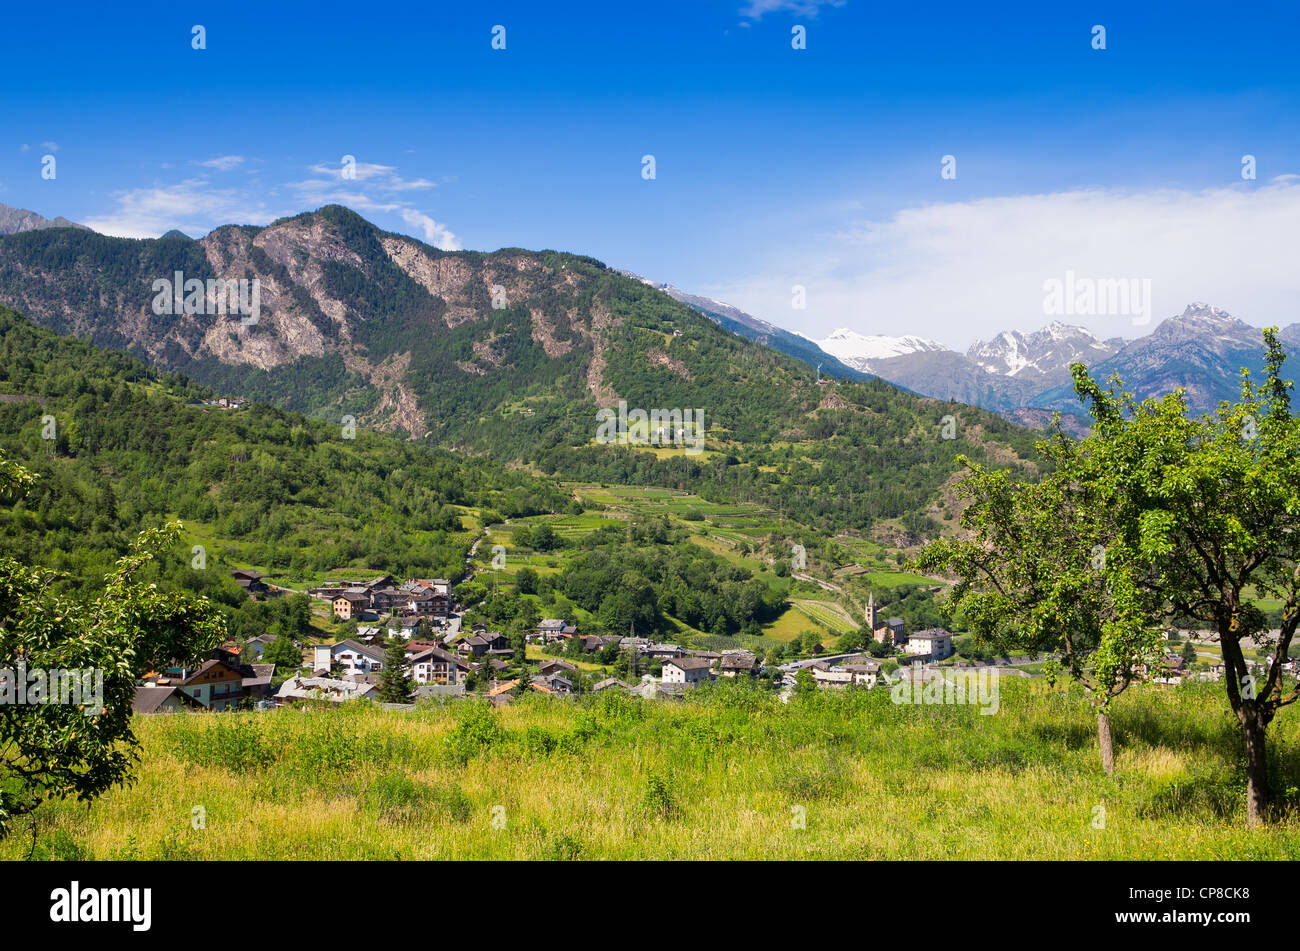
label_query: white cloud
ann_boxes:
[196,155,244,171]
[739,0,845,19]
[304,160,432,191]
[705,179,1300,348]
[400,209,460,251]
[79,158,458,250]
[82,179,284,238]
[290,159,455,249]
[40,141,59,153]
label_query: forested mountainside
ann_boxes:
[0,206,1045,537]
[0,306,569,590]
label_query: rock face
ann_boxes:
[966,321,1122,387]
[0,205,793,444]
[0,202,90,236]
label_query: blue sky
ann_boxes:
[2,0,1299,346]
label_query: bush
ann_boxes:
[642,773,678,819]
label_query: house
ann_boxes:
[231,569,267,594]
[531,618,578,644]
[644,643,685,660]
[539,659,578,677]
[531,673,575,696]
[842,662,881,687]
[592,677,632,693]
[408,578,451,597]
[240,663,277,700]
[243,633,279,659]
[904,629,955,660]
[489,679,522,698]
[407,645,468,685]
[812,665,855,688]
[877,618,907,646]
[171,659,248,710]
[274,676,376,704]
[458,630,509,657]
[390,614,424,635]
[416,591,453,617]
[213,641,244,666]
[619,636,651,653]
[662,656,711,686]
[332,589,371,620]
[1150,653,1189,684]
[718,651,761,678]
[312,639,386,675]
[132,685,203,714]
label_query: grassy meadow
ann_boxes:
[9,679,1300,860]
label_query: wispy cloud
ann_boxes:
[739,0,846,19]
[705,178,1300,347]
[196,155,245,171]
[303,160,433,191]
[290,158,457,249]
[81,178,284,238]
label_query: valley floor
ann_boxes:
[9,680,1300,860]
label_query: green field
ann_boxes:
[12,680,1300,860]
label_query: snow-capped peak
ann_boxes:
[814,328,947,369]
[967,322,1118,379]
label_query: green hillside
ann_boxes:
[0,207,1046,540]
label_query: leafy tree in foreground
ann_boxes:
[1069,330,1300,826]
[915,425,1162,775]
[0,451,225,838]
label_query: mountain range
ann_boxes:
[611,266,1293,423]
[1,199,1289,439]
[809,305,1297,420]
[0,203,1044,539]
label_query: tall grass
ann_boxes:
[10,680,1300,860]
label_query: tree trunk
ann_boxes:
[1097,710,1115,776]
[1243,713,1271,827]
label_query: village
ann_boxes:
[130,569,1259,715]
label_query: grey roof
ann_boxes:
[332,639,386,660]
[274,676,376,702]
[132,685,197,714]
[909,628,952,640]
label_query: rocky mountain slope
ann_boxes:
[617,271,869,382]
[0,202,89,235]
[0,204,1044,537]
